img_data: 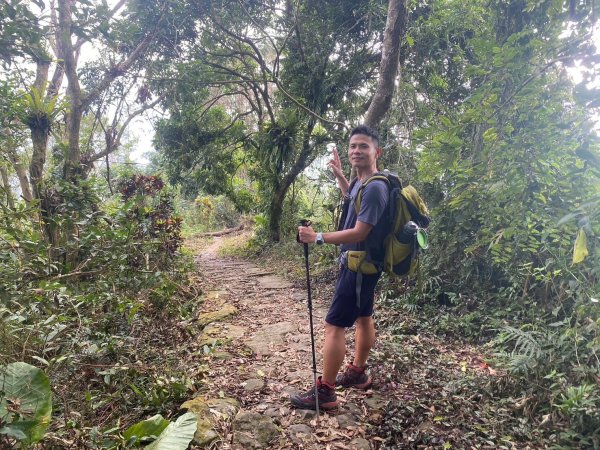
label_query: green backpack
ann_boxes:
[340,170,431,280]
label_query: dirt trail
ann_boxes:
[192,235,385,449]
[185,232,552,450]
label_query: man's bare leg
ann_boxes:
[322,323,346,385]
[353,316,375,367]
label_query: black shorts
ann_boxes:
[325,266,381,328]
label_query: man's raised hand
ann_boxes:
[328,146,344,180]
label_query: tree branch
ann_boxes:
[81,1,166,111]
[488,53,586,120]
[364,0,407,128]
[86,94,165,164]
[274,79,348,129]
[210,15,276,123]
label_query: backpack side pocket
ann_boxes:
[384,235,413,276]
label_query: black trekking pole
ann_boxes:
[297,219,320,418]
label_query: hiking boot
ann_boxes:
[290,377,338,411]
[335,363,372,389]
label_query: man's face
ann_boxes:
[348,133,381,170]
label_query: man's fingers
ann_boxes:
[329,153,341,170]
[333,147,341,164]
[297,225,314,244]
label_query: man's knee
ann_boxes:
[324,322,345,337]
[355,316,374,330]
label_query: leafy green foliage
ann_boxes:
[257,111,302,175]
[0,0,45,64]
[154,105,252,211]
[179,194,243,235]
[118,174,183,267]
[144,412,197,450]
[18,85,67,134]
[0,170,198,446]
[124,414,170,446]
[0,362,52,446]
[493,316,600,446]
[153,0,394,240]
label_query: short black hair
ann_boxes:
[350,125,379,147]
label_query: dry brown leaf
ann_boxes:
[333,443,352,449]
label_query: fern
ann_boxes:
[494,325,552,376]
[18,84,67,132]
[501,326,544,359]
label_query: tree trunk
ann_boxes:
[28,58,52,200]
[349,0,407,181]
[57,0,84,181]
[0,165,15,208]
[5,144,34,202]
[364,0,407,128]
[57,0,156,182]
[64,103,84,180]
[30,127,50,200]
[268,183,286,242]
[267,124,317,242]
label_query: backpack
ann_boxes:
[339,170,431,279]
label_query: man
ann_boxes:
[292,125,389,410]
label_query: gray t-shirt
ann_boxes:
[340,178,389,262]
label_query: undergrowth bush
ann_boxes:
[382,216,600,448]
[0,174,199,447]
[492,303,600,448]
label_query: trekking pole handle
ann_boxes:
[296,219,312,243]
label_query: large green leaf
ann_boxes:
[124,414,170,445]
[145,412,197,450]
[0,362,52,444]
[573,228,589,264]
[0,423,28,440]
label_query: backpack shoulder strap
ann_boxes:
[347,177,360,193]
[337,177,360,231]
[354,174,390,214]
